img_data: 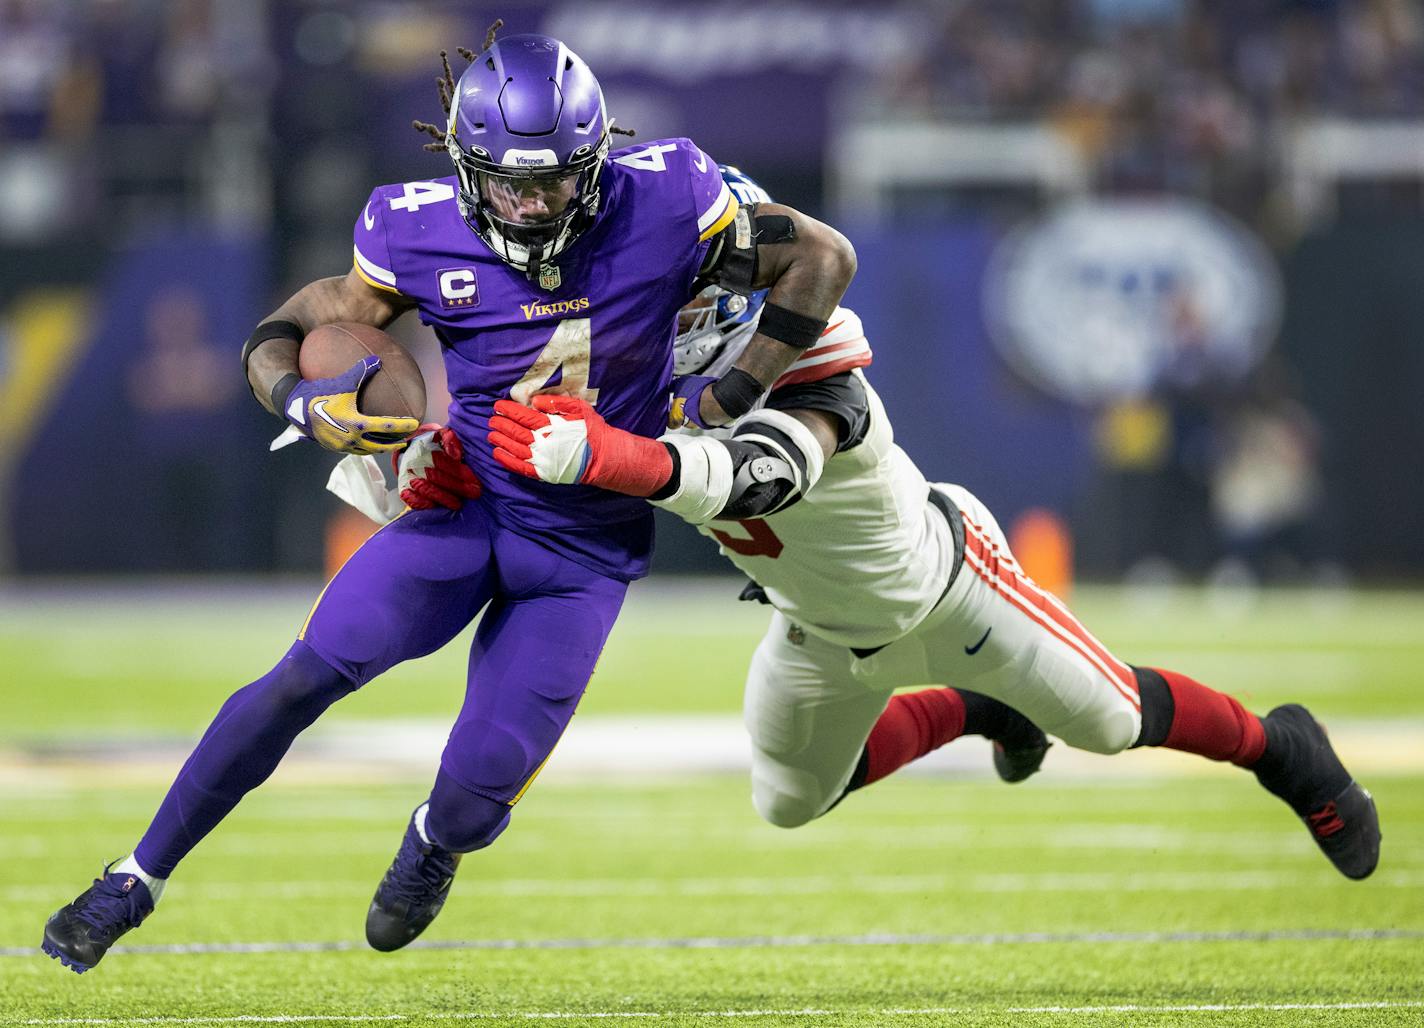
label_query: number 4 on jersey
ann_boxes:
[389,181,455,213]
[510,319,600,406]
[612,144,678,172]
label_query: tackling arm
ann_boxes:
[488,379,862,523]
[685,203,856,428]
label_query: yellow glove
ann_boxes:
[273,355,419,455]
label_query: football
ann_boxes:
[299,322,426,421]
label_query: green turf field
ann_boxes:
[3,581,1423,738]
[2,582,1422,1026]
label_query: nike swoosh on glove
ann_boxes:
[396,425,481,511]
[488,395,672,497]
[276,355,421,455]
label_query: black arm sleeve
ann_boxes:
[696,203,760,295]
[764,371,871,452]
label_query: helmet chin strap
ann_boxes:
[523,239,546,280]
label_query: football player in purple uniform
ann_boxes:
[41,28,855,973]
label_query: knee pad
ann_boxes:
[750,765,828,829]
[1054,705,1139,755]
[426,770,512,852]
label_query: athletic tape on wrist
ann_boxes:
[650,434,734,524]
[756,302,826,351]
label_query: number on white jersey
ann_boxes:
[389,181,456,213]
[709,519,784,559]
[612,144,678,173]
[510,319,600,405]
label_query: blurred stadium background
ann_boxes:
[3,1,1423,1024]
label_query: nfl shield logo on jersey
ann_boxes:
[786,623,805,646]
[538,264,561,291]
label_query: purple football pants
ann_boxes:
[134,502,627,876]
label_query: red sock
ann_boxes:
[1153,668,1266,767]
[863,688,967,787]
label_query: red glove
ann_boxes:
[393,424,482,511]
[489,395,673,497]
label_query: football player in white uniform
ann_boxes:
[379,167,1379,881]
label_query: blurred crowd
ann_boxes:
[881,0,1424,228]
[0,0,269,242]
[5,0,1422,242]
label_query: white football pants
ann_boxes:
[744,484,1144,829]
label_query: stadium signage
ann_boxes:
[983,199,1281,405]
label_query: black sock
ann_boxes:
[959,690,1040,747]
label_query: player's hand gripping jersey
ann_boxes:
[352,138,737,580]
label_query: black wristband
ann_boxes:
[270,373,301,417]
[648,443,682,501]
[710,367,765,422]
[243,320,306,409]
[242,319,305,371]
[756,302,826,351]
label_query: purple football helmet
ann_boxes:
[444,34,610,278]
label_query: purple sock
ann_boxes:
[424,769,512,853]
[133,641,355,877]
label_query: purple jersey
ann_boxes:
[352,138,736,580]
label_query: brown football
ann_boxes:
[298,322,425,421]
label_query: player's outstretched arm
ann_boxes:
[489,395,838,523]
[680,203,856,429]
[243,270,420,454]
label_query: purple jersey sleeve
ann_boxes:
[353,184,427,298]
[607,138,736,251]
[681,140,738,244]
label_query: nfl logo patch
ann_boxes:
[786,623,805,646]
[538,263,561,291]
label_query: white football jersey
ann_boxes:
[687,347,957,649]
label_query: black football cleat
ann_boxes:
[984,700,1051,784]
[42,867,154,973]
[1255,704,1381,880]
[992,731,1052,784]
[366,814,461,952]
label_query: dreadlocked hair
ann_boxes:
[413,120,446,153]
[412,19,633,148]
[482,19,503,52]
[413,20,500,150]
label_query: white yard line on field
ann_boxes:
[5,927,1422,963]
[5,868,1423,903]
[15,1000,1424,1025]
